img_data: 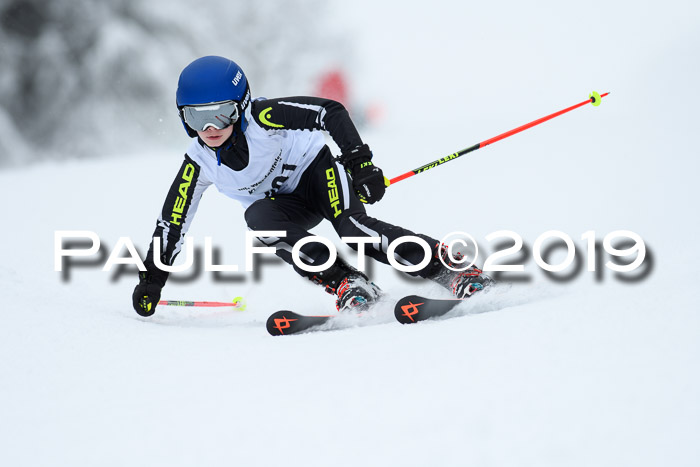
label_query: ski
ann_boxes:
[267,295,472,335]
[266,310,334,336]
[394,295,463,324]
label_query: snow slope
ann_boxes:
[1,1,699,466]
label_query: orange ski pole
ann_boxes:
[388,91,609,185]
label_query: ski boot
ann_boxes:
[309,258,383,312]
[334,272,383,312]
[426,243,493,298]
[447,266,492,298]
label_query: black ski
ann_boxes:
[267,295,470,335]
[266,310,334,336]
[394,295,463,324]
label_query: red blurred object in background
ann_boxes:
[315,68,384,127]
[316,69,350,108]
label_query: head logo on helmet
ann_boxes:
[176,56,251,138]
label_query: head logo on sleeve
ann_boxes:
[326,168,342,218]
[258,107,284,128]
[170,163,195,225]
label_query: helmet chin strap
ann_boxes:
[233,103,249,136]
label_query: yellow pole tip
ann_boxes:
[232,296,247,311]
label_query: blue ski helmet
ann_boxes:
[176,56,251,137]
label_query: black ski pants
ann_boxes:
[244,146,440,279]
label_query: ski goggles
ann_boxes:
[181,100,239,131]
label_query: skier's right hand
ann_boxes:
[132,271,164,317]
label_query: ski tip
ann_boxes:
[266,310,334,336]
[266,310,298,336]
[394,295,464,324]
[394,295,429,324]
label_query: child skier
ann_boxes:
[132,56,490,317]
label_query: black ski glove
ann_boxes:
[132,270,167,317]
[339,144,387,204]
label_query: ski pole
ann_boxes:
[158,297,246,310]
[388,91,609,185]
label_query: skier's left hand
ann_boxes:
[341,144,388,204]
[352,161,387,203]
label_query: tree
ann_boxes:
[0,0,344,166]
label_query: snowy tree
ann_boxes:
[0,0,345,166]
